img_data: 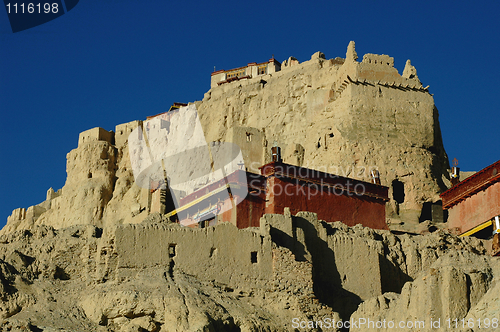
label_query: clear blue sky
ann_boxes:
[1,1,499,227]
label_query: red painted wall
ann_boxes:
[264,177,388,230]
[216,192,265,228]
[448,182,500,234]
[235,194,266,228]
[177,164,388,230]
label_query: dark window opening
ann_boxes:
[168,244,176,258]
[392,179,405,204]
[88,172,92,179]
[328,133,334,138]
[209,247,217,257]
[251,251,258,264]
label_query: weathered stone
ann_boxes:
[3,43,450,235]
[2,44,495,332]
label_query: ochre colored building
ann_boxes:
[169,161,389,230]
[441,160,500,237]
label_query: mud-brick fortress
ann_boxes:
[198,41,450,230]
[4,41,450,234]
[5,42,500,332]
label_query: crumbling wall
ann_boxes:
[262,210,488,319]
[264,211,385,317]
[350,251,494,331]
[114,120,140,148]
[113,222,273,289]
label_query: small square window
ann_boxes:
[251,251,257,264]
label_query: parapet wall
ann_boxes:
[362,53,394,66]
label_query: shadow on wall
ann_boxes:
[418,200,448,224]
[296,216,362,320]
[270,214,412,320]
[270,219,361,318]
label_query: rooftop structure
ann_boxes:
[158,154,389,230]
[441,159,500,253]
[210,58,281,88]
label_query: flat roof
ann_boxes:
[260,161,389,201]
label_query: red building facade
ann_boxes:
[260,162,389,229]
[441,160,500,237]
[171,161,389,230]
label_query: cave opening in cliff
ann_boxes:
[392,179,405,204]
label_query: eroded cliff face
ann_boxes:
[0,43,474,331]
[0,211,500,332]
[3,122,150,235]
[197,42,449,225]
[0,212,495,332]
[4,42,449,234]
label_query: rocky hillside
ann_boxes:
[0,212,496,331]
[2,43,490,332]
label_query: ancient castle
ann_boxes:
[2,42,500,332]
